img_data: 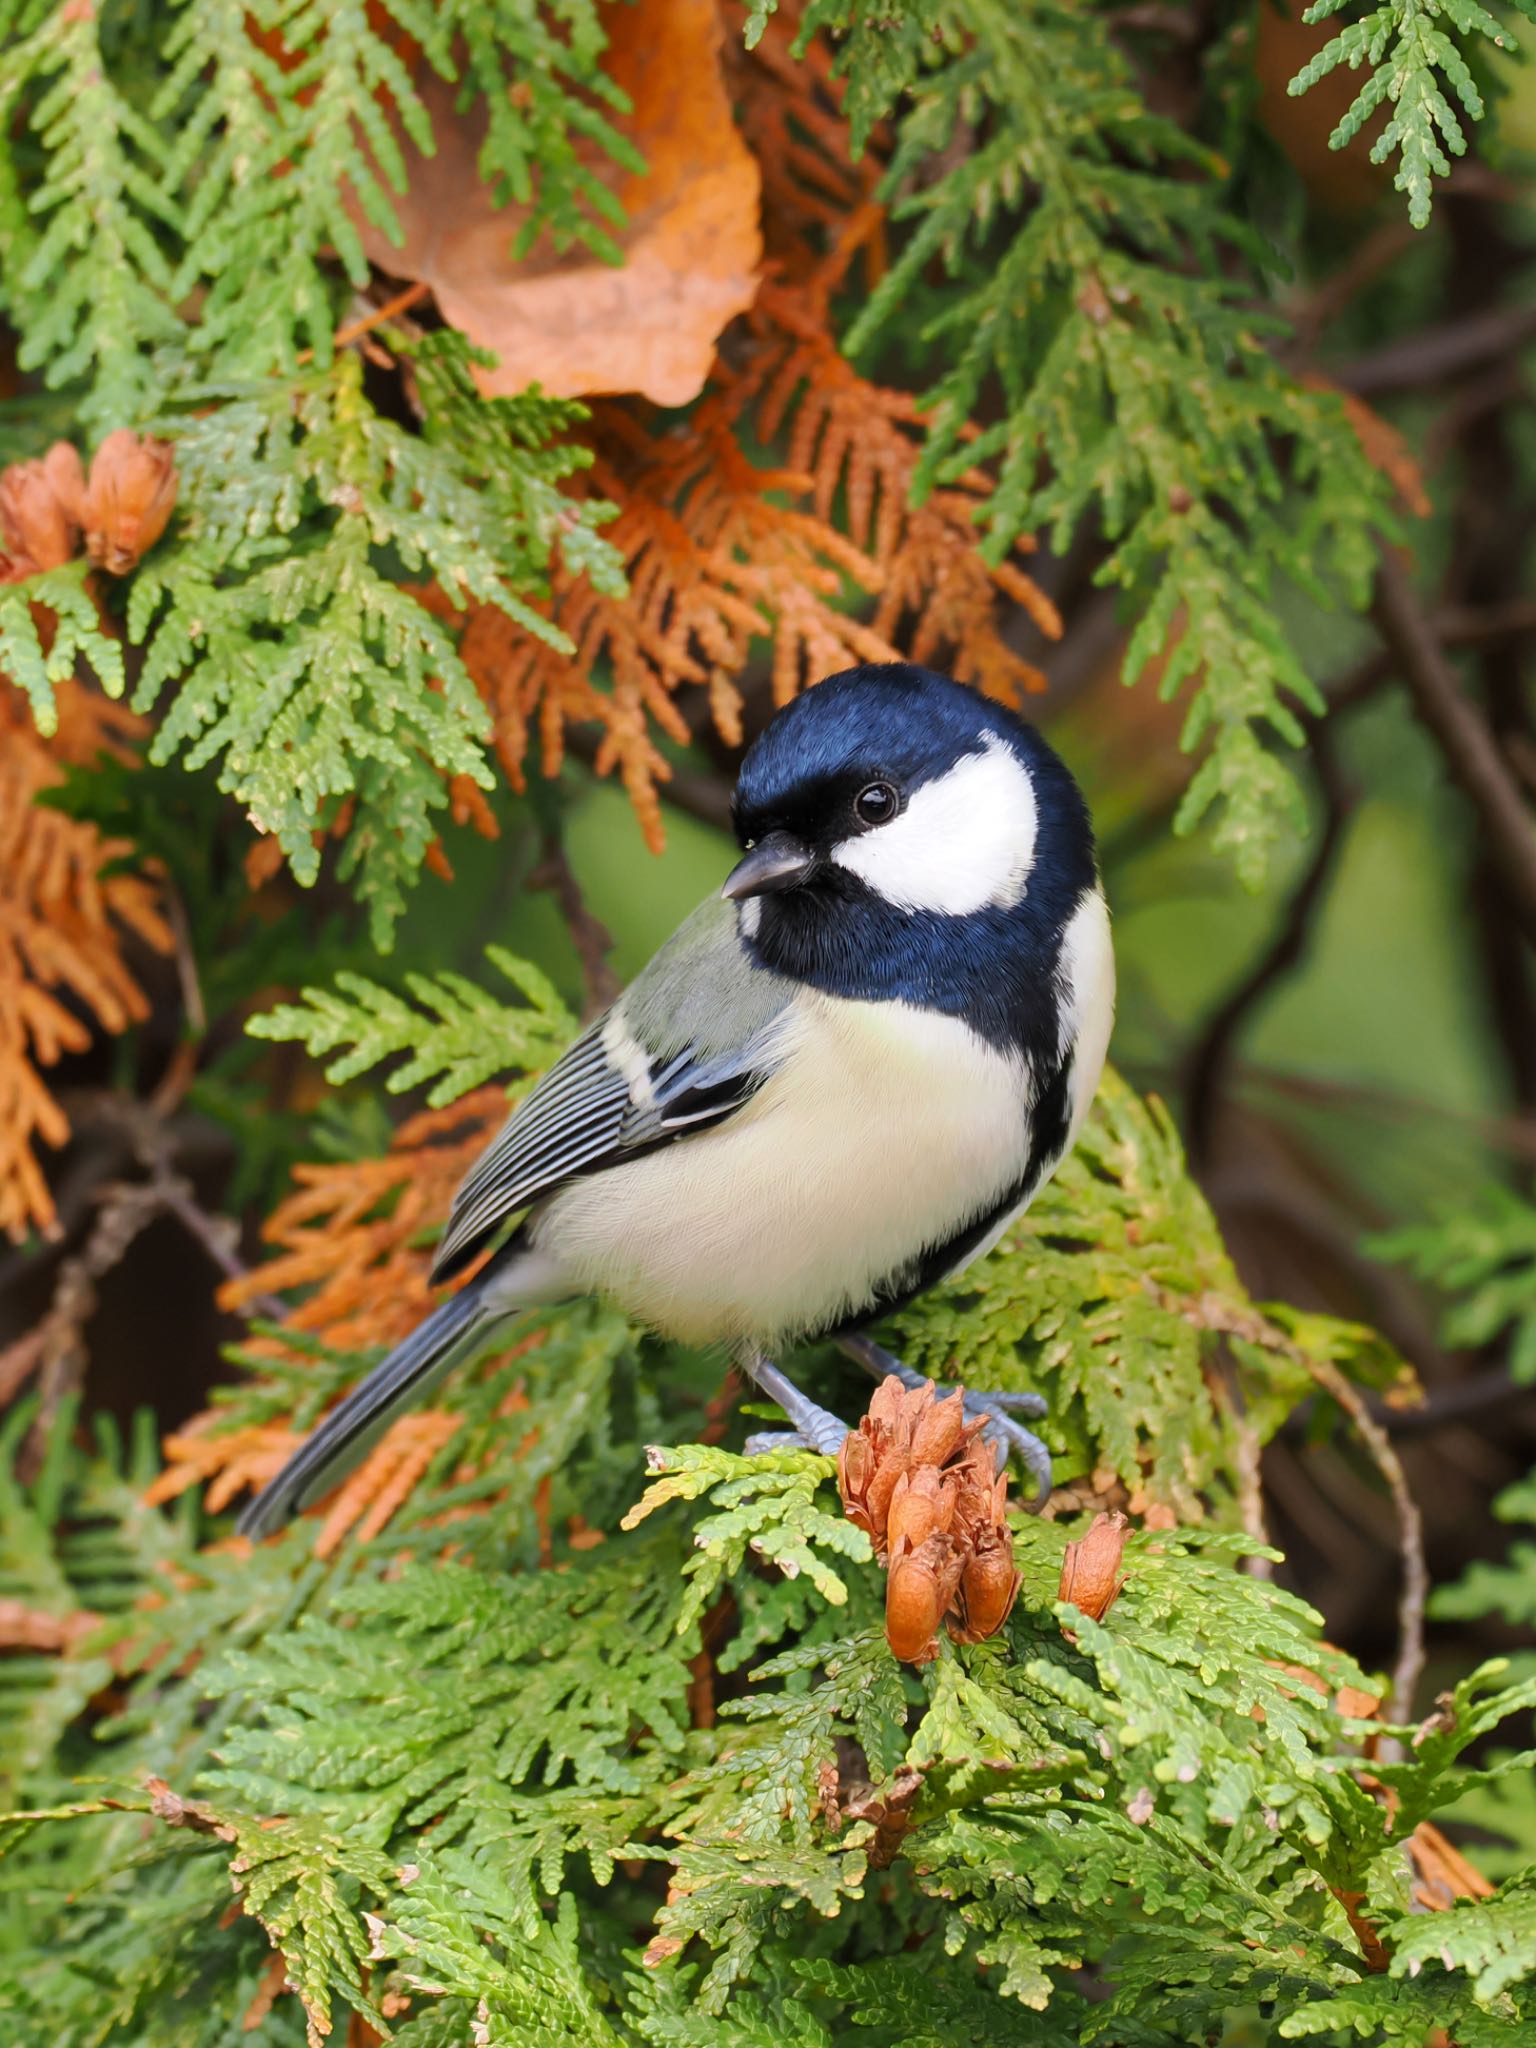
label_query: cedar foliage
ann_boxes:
[2,2,1535,2045]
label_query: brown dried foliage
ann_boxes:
[410,0,1057,851]
[0,680,170,1241]
[152,1088,508,1516]
[839,1376,1022,1664]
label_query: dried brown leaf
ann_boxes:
[352,0,760,406]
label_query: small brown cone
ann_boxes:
[1058,1511,1131,1624]
[0,444,83,572]
[81,430,177,574]
[839,1374,1027,1663]
[886,1532,963,1665]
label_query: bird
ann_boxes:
[238,663,1115,1540]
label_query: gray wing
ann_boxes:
[431,897,794,1283]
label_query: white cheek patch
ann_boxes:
[830,734,1038,914]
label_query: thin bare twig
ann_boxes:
[150,882,207,1119]
[1185,730,1350,1162]
[296,281,431,367]
[1297,1351,1428,1725]
[1372,553,1536,945]
[527,829,621,1020]
[1340,301,1536,397]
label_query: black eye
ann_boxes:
[854,781,899,827]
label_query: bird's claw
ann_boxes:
[743,1417,849,1459]
[836,1333,1053,1507]
[959,1390,1054,1505]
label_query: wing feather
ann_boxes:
[431,913,796,1283]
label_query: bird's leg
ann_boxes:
[837,1331,1054,1506]
[736,1347,851,1458]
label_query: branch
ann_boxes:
[526,828,621,1019]
[1372,552,1536,945]
[1295,1351,1428,1726]
[1184,730,1350,1162]
[1340,301,1536,397]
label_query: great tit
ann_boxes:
[239,663,1114,1538]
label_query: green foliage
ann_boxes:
[842,0,1394,888]
[2,0,639,402]
[622,1440,874,1628]
[1435,1462,1536,1637]
[747,0,951,152]
[0,563,124,734]
[8,1302,1536,2044]
[1288,0,1536,229]
[3,0,183,427]
[249,945,574,1107]
[887,1068,1404,1512]
[4,3,1535,2043]
[1373,1184,1536,1381]
[125,343,618,944]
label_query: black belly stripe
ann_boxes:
[818,1050,1076,1344]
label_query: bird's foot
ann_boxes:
[838,1332,1053,1507]
[736,1349,849,1459]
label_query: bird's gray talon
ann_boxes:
[744,1428,815,1456]
[837,1332,1052,1506]
[735,1347,850,1459]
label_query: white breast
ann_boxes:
[533,993,1034,1351]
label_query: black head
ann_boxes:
[722,664,1098,1053]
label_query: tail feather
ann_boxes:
[237,1278,499,1541]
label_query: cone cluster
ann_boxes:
[0,431,176,582]
[838,1375,1022,1665]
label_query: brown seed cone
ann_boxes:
[949,1526,1022,1644]
[840,1373,1026,1657]
[1058,1510,1131,1623]
[81,430,177,574]
[886,1531,964,1665]
[885,1466,956,1554]
[908,1384,967,1467]
[0,445,83,573]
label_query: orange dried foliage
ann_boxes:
[426,395,894,849]
[0,681,170,1241]
[437,285,1058,844]
[313,1407,464,1557]
[1305,375,1430,520]
[153,1089,508,1517]
[146,1418,302,1515]
[1407,1820,1497,1909]
[222,1087,506,1353]
[385,0,1055,849]
[352,0,761,408]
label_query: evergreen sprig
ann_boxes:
[0,564,124,734]
[1373,1184,1536,1381]
[1288,0,1536,229]
[248,946,574,1107]
[6,1369,1536,2043]
[842,0,1395,886]
[127,347,619,944]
